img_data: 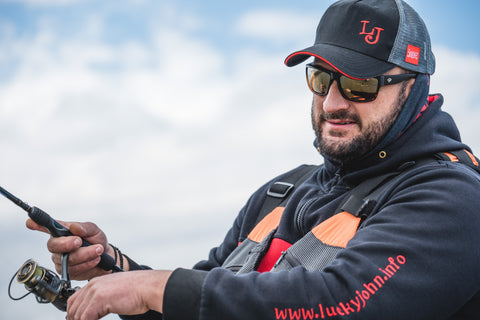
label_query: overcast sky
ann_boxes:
[1,0,479,319]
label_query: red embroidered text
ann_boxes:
[274,255,406,319]
[359,20,384,45]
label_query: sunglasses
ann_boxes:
[306,64,417,102]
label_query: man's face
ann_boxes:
[311,62,415,163]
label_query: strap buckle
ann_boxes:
[267,182,294,199]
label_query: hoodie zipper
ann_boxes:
[295,171,343,236]
[295,198,316,236]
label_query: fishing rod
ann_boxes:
[1,184,123,311]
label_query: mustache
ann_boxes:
[321,110,361,124]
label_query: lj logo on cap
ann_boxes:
[359,20,384,45]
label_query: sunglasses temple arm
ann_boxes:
[380,73,417,86]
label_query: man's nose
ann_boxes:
[323,81,350,113]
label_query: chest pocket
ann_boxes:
[222,207,284,273]
[272,211,361,271]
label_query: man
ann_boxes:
[27,0,480,319]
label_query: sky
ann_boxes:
[0,0,479,319]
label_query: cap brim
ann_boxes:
[284,43,395,79]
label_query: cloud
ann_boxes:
[235,9,321,46]
[430,46,480,152]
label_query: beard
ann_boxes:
[312,82,409,163]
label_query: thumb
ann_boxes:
[69,222,100,237]
[70,222,107,246]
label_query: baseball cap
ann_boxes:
[284,0,435,78]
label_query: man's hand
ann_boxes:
[66,270,173,320]
[26,219,117,280]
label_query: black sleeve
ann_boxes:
[162,268,208,320]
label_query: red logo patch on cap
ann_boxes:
[405,44,421,65]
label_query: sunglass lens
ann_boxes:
[339,77,379,102]
[307,67,330,95]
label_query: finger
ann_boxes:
[67,287,81,320]
[67,256,103,281]
[25,218,50,234]
[71,222,108,250]
[79,283,106,320]
[69,222,101,238]
[47,234,83,254]
[53,254,103,280]
[52,245,104,266]
[52,246,107,280]
[68,279,105,320]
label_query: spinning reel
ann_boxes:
[8,254,79,311]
